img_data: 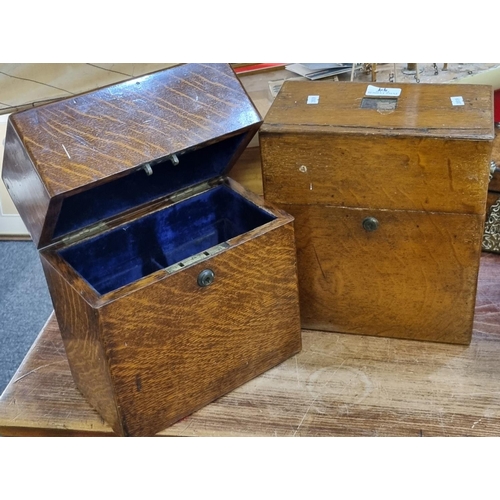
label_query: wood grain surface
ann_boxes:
[226,146,264,195]
[38,184,300,436]
[283,203,484,343]
[1,252,500,437]
[40,255,124,433]
[100,221,300,436]
[2,63,262,248]
[260,134,491,215]
[261,81,494,139]
[1,63,304,436]
[8,63,260,196]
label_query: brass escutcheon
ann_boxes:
[362,217,379,232]
[197,269,215,287]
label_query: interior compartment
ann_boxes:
[53,133,247,239]
[57,184,275,295]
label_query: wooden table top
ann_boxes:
[0,251,499,437]
[2,147,500,437]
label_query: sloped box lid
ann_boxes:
[2,63,262,249]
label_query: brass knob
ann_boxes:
[362,217,379,232]
[197,269,215,287]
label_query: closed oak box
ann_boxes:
[2,63,302,436]
[260,81,493,344]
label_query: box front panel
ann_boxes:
[98,222,301,436]
[283,203,484,344]
[260,133,491,215]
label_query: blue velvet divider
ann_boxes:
[53,133,247,239]
[58,184,275,295]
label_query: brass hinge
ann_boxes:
[62,222,108,246]
[168,181,212,203]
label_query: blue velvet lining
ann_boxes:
[53,133,247,239]
[58,185,275,295]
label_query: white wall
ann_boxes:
[0,114,28,237]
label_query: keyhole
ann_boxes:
[197,269,215,287]
[362,217,379,232]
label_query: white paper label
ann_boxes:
[307,95,320,104]
[450,96,465,106]
[365,85,401,97]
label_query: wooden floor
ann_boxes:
[1,149,500,437]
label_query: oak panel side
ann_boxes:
[282,203,484,344]
[2,121,51,247]
[260,133,491,215]
[40,256,123,434]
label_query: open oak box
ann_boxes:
[49,136,276,297]
[2,63,302,436]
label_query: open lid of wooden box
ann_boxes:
[261,81,494,140]
[2,63,262,249]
